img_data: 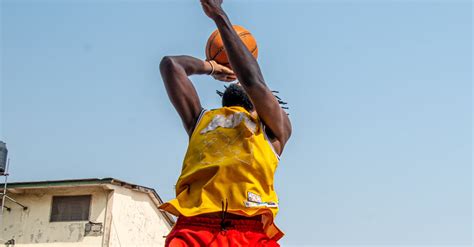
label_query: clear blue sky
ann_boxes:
[1,0,471,246]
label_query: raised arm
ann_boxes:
[160,55,235,136]
[200,0,292,152]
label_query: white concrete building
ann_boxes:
[0,178,174,247]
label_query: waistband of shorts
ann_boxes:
[175,215,264,232]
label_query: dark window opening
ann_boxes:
[50,195,91,222]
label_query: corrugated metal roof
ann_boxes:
[2,178,115,188]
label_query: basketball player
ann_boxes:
[159,0,292,246]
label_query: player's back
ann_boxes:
[159,106,283,240]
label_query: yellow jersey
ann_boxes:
[159,106,283,240]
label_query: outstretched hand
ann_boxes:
[200,0,224,19]
[208,60,236,82]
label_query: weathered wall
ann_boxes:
[108,186,172,247]
[0,186,108,246]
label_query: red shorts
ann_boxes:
[165,216,280,247]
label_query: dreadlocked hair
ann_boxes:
[218,84,254,112]
[216,85,289,115]
[271,90,289,114]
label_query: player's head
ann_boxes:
[217,83,289,114]
[221,83,254,112]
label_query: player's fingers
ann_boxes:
[215,75,231,82]
[201,2,212,10]
[212,75,227,82]
[220,66,234,75]
[225,75,236,82]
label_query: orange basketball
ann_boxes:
[205,25,258,68]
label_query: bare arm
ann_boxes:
[160,55,235,136]
[200,0,292,152]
